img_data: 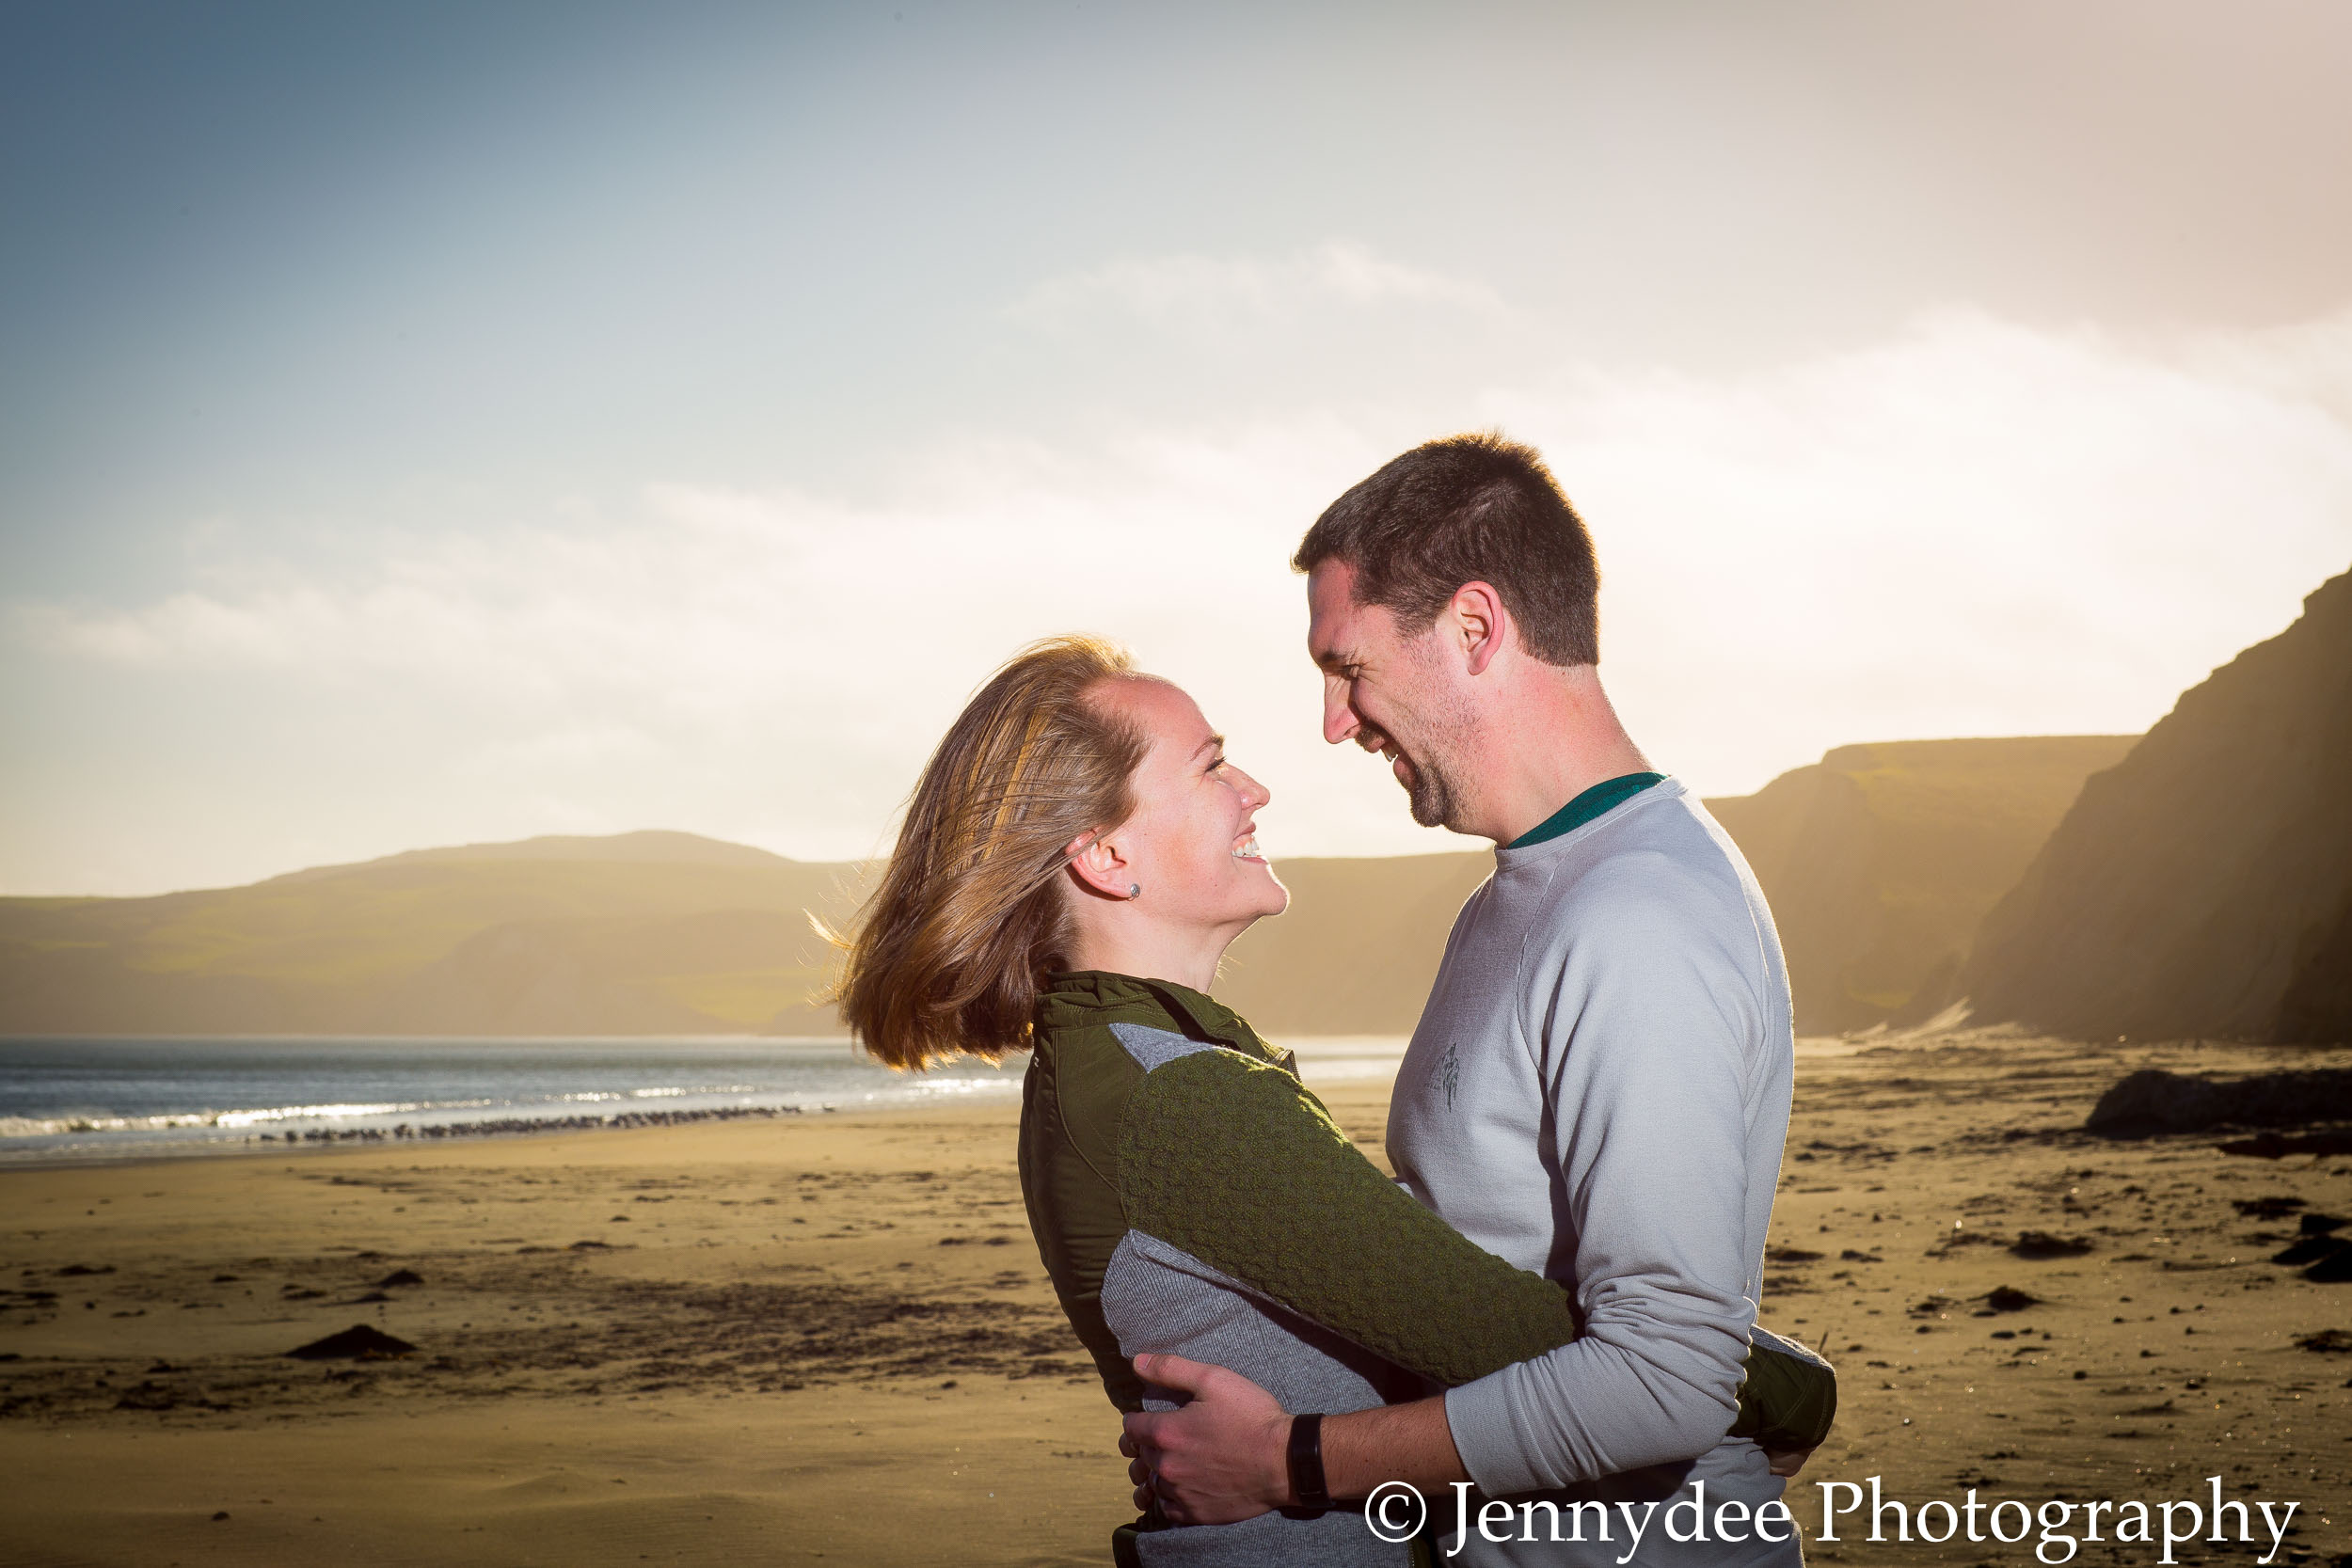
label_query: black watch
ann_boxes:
[1287,1412,1331,1510]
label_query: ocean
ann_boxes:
[0,1036,1025,1164]
[0,1035,1407,1165]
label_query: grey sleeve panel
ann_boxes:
[1104,1230,1415,1568]
[1118,1226,1253,1298]
[1108,1021,1226,1073]
[1104,1229,1400,1416]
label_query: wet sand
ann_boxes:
[1774,1032,2352,1565]
[5,1036,2352,1566]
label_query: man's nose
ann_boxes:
[1321,682,1358,746]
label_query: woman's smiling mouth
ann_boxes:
[1232,832,1264,862]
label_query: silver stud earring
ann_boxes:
[1127,882,1142,900]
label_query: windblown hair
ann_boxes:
[831,635,1148,1069]
[1293,430,1600,667]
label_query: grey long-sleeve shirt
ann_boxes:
[1388,778,1804,1567]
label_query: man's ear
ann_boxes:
[1449,581,1511,676]
[1063,830,1134,902]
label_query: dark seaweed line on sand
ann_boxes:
[255,1102,819,1146]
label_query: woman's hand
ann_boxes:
[1766,1444,1816,1477]
[1118,1353,1294,1525]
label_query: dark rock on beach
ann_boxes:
[2085,1068,2352,1136]
[2273,1235,2349,1268]
[2304,1248,2352,1284]
[285,1324,419,1361]
[2010,1231,2093,1259]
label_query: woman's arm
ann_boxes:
[1116,1047,1833,1440]
[1117,1045,1577,1384]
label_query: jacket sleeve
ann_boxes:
[1120,1047,1579,1386]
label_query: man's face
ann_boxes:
[1305,560,1474,832]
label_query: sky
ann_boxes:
[5,1,2351,895]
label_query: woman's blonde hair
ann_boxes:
[832,635,1149,1069]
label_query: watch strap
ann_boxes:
[1286,1412,1331,1510]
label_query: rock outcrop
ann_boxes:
[1705,736,2137,1033]
[1964,569,2352,1044]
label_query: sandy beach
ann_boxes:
[6,1035,2352,1566]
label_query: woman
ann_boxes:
[834,636,1831,1566]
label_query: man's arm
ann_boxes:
[1441,860,1788,1493]
[1117,1044,1833,1417]
[1120,1358,1462,1525]
[1122,1354,1812,1525]
[1114,1013,1830,1517]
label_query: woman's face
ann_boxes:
[1095,677,1288,933]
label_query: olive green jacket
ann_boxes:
[1016,970,1835,1450]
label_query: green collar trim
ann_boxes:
[1506,772,1666,850]
[1037,969,1272,1059]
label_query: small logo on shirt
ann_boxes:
[1438,1041,1461,1112]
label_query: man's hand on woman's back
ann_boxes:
[1118,1354,1291,1524]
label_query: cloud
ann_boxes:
[8,305,2352,891]
[1480,307,2352,790]
[1005,241,1503,332]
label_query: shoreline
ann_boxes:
[0,1035,1406,1173]
[0,1089,1025,1175]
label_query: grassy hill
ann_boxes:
[0,832,873,1037]
[1,730,2153,1042]
[1707,736,2138,1034]
[0,828,1497,1041]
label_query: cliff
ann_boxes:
[1963,569,2352,1044]
[1705,736,2137,1033]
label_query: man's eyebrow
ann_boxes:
[1312,647,1351,673]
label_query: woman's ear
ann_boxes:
[1063,830,1135,902]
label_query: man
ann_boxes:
[1121,433,1824,1565]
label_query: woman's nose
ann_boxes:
[1234,768,1270,811]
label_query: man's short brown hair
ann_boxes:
[1292,432,1598,667]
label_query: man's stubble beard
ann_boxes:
[1400,747,1459,831]
[1391,676,1478,834]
